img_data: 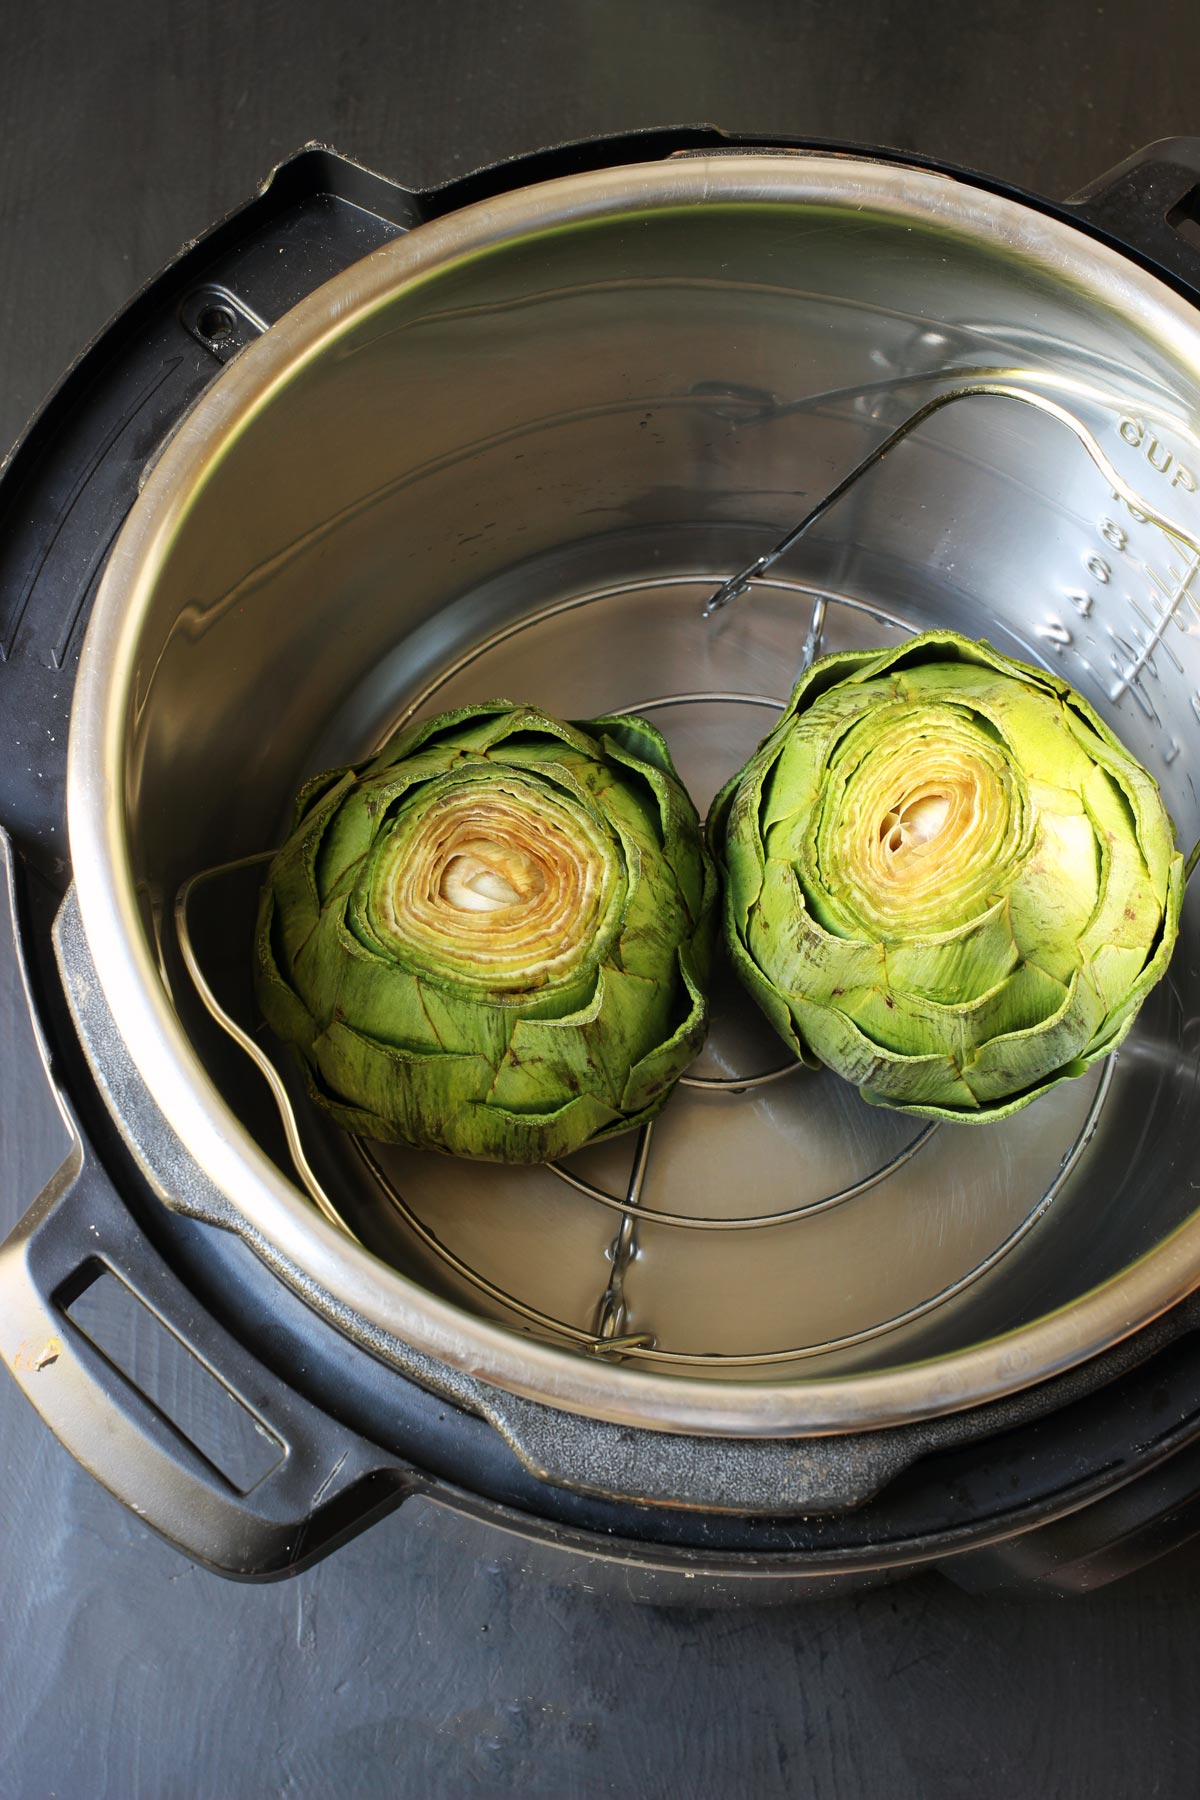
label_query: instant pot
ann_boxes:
[5,127,1200,1597]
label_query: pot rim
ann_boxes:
[67,149,1200,1438]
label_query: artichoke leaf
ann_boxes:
[256,700,715,1163]
[710,629,1183,1124]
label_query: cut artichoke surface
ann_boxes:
[256,702,716,1162]
[709,631,1184,1123]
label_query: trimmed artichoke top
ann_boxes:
[256,702,716,1162]
[708,631,1183,1122]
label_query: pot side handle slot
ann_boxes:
[1066,135,1200,300]
[0,830,417,1580]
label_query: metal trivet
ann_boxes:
[175,378,1200,1365]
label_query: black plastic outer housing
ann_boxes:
[5,128,1200,1593]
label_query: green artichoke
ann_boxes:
[256,701,716,1162]
[708,630,1183,1122]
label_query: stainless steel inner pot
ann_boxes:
[66,153,1200,1437]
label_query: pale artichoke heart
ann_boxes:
[816,706,1027,938]
[370,776,624,992]
[439,840,543,911]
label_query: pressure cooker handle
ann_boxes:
[0,1146,418,1578]
[1066,136,1200,300]
[0,833,415,1579]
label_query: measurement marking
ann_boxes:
[1108,631,1158,718]
[1110,546,1200,703]
[1135,585,1185,672]
[1039,617,1072,651]
[1147,557,1200,639]
[1140,590,1187,668]
[703,382,1200,619]
[1128,595,1184,673]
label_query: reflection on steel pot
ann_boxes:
[5,131,1200,1585]
[56,149,1200,1443]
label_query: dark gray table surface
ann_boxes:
[4,3,1200,1796]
